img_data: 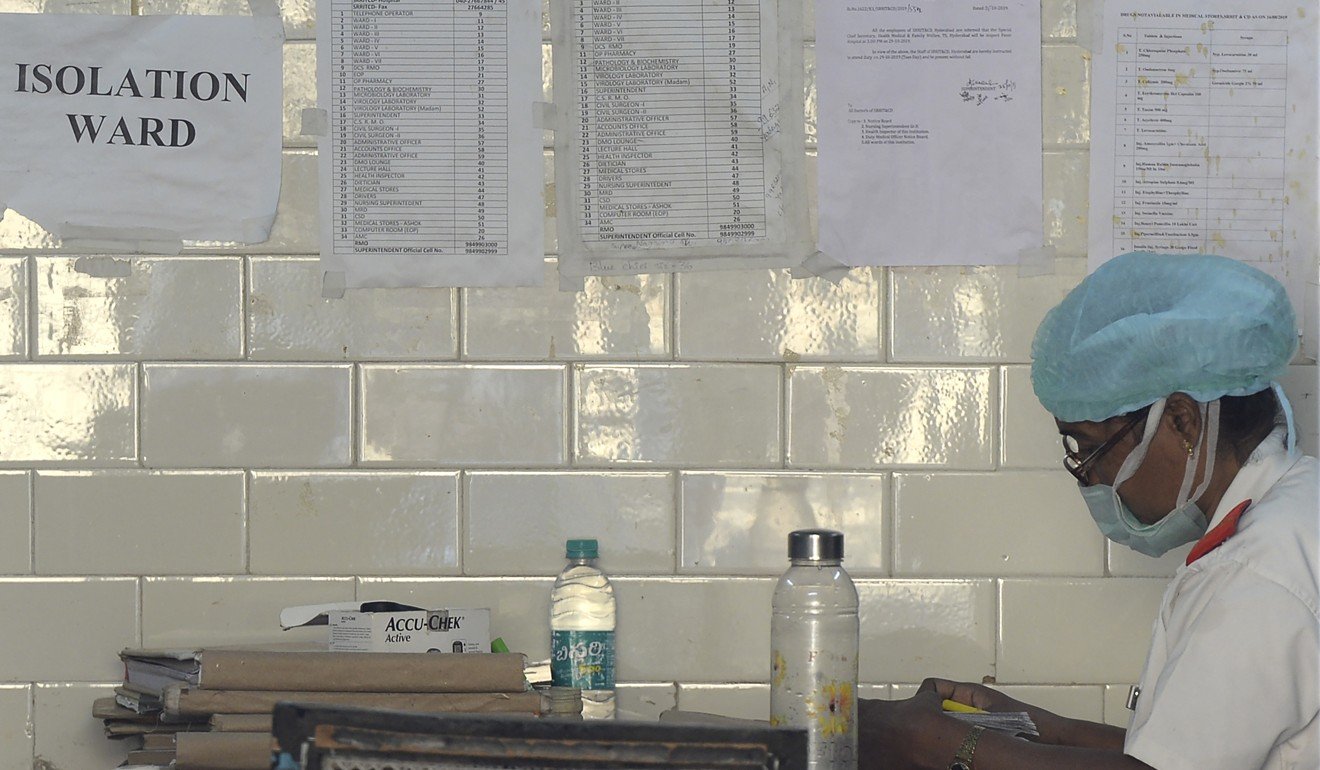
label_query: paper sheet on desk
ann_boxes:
[816,0,1042,267]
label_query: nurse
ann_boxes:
[858,252,1318,769]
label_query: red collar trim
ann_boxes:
[1186,499,1252,565]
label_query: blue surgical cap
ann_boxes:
[1031,252,1298,422]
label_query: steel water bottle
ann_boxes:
[770,529,859,770]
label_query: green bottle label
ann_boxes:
[551,630,615,690]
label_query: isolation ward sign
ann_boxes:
[0,13,283,245]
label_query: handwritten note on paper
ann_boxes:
[1088,0,1317,344]
[816,1,1042,266]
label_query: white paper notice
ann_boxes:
[552,0,811,280]
[1089,1,1318,335]
[0,14,283,246]
[318,0,544,288]
[817,1,1042,266]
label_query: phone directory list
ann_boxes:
[552,0,810,280]
[317,0,543,287]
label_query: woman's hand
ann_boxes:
[917,678,1120,750]
[858,689,966,769]
[917,677,1034,714]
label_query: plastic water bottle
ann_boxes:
[770,529,859,770]
[550,538,616,720]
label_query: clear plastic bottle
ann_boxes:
[550,538,616,720]
[770,529,859,770]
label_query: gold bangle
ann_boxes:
[949,724,986,770]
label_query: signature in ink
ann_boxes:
[959,77,1016,105]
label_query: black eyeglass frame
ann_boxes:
[1062,414,1145,484]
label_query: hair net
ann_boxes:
[1031,251,1298,423]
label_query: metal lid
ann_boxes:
[787,529,844,561]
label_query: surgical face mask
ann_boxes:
[1079,397,1218,557]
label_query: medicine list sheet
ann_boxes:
[552,0,811,280]
[1089,1,1318,332]
[816,1,1042,267]
[317,0,544,287]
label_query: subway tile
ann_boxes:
[0,686,29,770]
[1103,684,1137,728]
[1107,541,1190,578]
[999,579,1167,683]
[142,577,355,647]
[138,0,314,39]
[33,684,122,770]
[0,578,136,681]
[248,257,457,361]
[0,259,25,359]
[857,580,996,683]
[576,365,781,467]
[142,364,351,467]
[187,151,316,253]
[676,683,769,721]
[1042,44,1090,147]
[893,472,1104,577]
[0,0,126,10]
[787,367,994,469]
[465,472,673,576]
[283,42,316,147]
[0,474,28,574]
[993,685,1103,723]
[613,578,775,682]
[0,364,136,465]
[463,262,669,360]
[804,45,816,145]
[679,472,887,575]
[1041,0,1078,40]
[35,257,242,359]
[356,578,554,664]
[1043,152,1090,258]
[249,472,460,575]
[617,683,677,721]
[675,269,881,361]
[1281,365,1318,457]
[360,365,565,465]
[889,267,1075,363]
[35,471,244,575]
[0,210,57,252]
[1001,365,1067,469]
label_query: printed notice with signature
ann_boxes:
[816,1,1041,266]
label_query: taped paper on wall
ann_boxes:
[0,13,283,244]
[1087,0,1318,351]
[550,0,812,280]
[316,0,544,288]
[816,0,1044,267]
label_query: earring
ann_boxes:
[1184,441,1194,457]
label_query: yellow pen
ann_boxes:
[942,699,986,714]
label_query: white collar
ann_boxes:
[1206,426,1299,530]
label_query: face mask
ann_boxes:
[1079,398,1218,557]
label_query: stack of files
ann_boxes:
[99,646,558,770]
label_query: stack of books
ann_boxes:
[96,645,564,770]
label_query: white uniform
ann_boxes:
[1125,430,1319,770]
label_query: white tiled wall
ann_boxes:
[0,2,1316,767]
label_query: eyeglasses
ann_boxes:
[1062,414,1144,485]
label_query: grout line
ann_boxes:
[26,470,35,575]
